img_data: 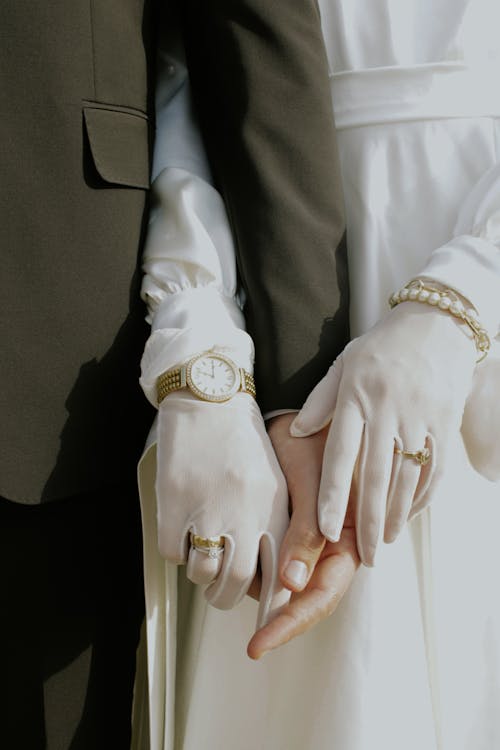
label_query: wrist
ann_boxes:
[140,328,254,407]
[157,350,256,405]
[267,412,296,433]
[389,279,490,362]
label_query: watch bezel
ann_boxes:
[185,352,241,403]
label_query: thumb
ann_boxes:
[279,506,325,593]
[291,354,344,437]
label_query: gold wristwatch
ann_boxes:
[157,351,256,404]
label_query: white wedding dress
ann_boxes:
[134,2,500,748]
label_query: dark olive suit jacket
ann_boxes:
[0,0,348,504]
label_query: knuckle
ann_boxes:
[292,526,324,555]
[157,471,192,498]
[222,464,280,498]
[219,466,246,492]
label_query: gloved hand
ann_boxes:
[155,390,291,627]
[291,302,478,566]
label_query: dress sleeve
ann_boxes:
[139,23,253,407]
[419,163,500,335]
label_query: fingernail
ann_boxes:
[283,560,308,589]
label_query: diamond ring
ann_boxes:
[190,533,225,559]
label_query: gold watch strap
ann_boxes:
[241,369,256,398]
[157,364,256,404]
[157,366,186,404]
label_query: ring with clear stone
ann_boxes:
[190,533,225,559]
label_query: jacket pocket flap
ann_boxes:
[83,104,150,189]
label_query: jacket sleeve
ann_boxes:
[181,0,350,412]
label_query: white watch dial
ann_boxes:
[188,354,239,401]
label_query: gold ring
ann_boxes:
[394,447,431,466]
[189,533,225,559]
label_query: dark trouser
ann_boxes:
[0,484,145,750]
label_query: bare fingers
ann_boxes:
[247,526,359,659]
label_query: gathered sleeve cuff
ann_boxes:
[139,35,252,408]
[141,166,244,328]
[419,163,500,335]
[139,168,254,406]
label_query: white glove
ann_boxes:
[155,390,290,627]
[291,303,477,566]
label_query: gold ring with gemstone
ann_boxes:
[190,533,225,559]
[394,447,431,466]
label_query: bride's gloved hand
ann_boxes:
[155,390,291,627]
[291,302,478,566]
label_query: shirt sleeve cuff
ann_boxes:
[150,285,244,332]
[263,409,299,422]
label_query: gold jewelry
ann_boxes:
[389,279,490,363]
[157,351,256,404]
[394,447,431,466]
[190,533,225,559]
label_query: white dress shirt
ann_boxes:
[139,22,252,407]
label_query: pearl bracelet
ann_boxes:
[389,279,490,362]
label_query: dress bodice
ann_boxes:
[317,0,500,340]
[319,0,500,74]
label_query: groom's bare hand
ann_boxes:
[247,413,360,659]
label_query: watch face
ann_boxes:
[187,354,240,402]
